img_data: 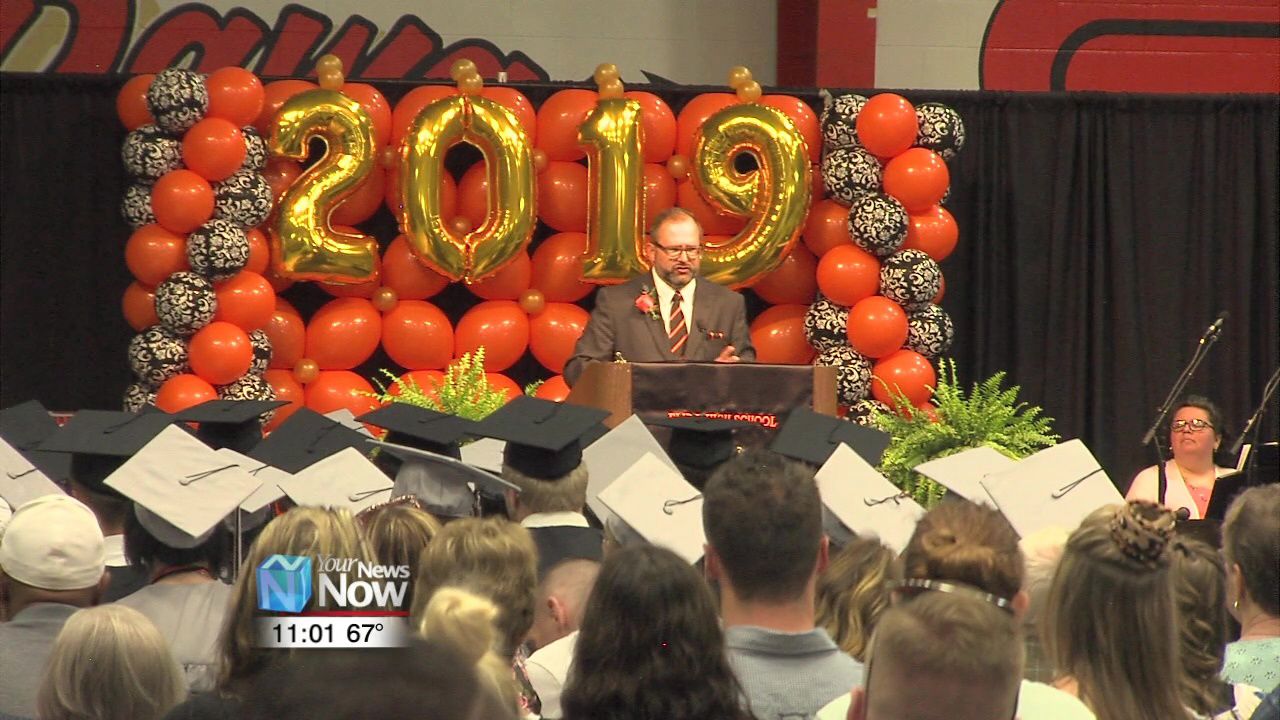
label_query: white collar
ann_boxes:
[103,533,128,568]
[650,269,696,303]
[521,511,590,529]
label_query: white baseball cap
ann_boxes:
[0,494,105,591]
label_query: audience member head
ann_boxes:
[66,480,131,535]
[1042,501,1191,720]
[417,586,520,712]
[37,604,186,720]
[815,536,900,662]
[849,591,1022,720]
[1221,484,1280,626]
[1017,526,1070,683]
[219,506,371,692]
[0,495,106,617]
[123,502,227,576]
[702,448,826,606]
[901,501,1027,614]
[241,637,517,720]
[358,499,442,610]
[411,516,538,657]
[1169,536,1233,716]
[528,558,599,652]
[501,460,589,520]
[562,544,751,720]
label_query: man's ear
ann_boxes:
[1011,589,1030,622]
[503,490,519,518]
[848,688,868,720]
[703,544,721,582]
[93,571,110,606]
[548,595,570,631]
[816,534,830,575]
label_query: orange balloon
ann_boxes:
[263,369,304,431]
[642,163,677,232]
[391,86,457,144]
[122,282,159,331]
[305,297,382,370]
[387,163,456,221]
[469,252,532,301]
[760,95,820,163]
[485,372,521,403]
[903,205,959,261]
[675,93,736,159]
[535,89,597,161]
[265,268,295,294]
[152,170,214,234]
[245,228,270,275]
[871,349,936,409]
[752,245,818,305]
[456,162,489,231]
[531,232,594,301]
[538,161,589,233]
[529,303,589,373]
[480,87,537,144]
[182,117,247,181]
[382,300,454,370]
[206,67,265,127]
[214,271,276,331]
[331,165,386,226]
[816,245,881,306]
[126,224,189,286]
[189,321,254,385]
[389,369,444,401]
[624,91,677,162]
[293,358,320,384]
[156,374,218,414]
[454,300,530,372]
[382,235,450,300]
[519,289,547,315]
[883,148,950,213]
[304,370,379,416]
[677,179,746,236]
[534,375,571,402]
[847,296,909,358]
[803,199,854,257]
[263,158,302,206]
[256,79,318,134]
[339,83,391,147]
[116,74,155,130]
[749,304,815,364]
[264,302,306,369]
[856,93,918,159]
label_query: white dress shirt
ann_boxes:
[103,533,128,568]
[525,630,579,720]
[520,511,590,529]
[651,269,697,337]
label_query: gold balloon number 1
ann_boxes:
[578,97,648,281]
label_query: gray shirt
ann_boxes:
[116,580,233,692]
[0,602,79,718]
[725,625,863,720]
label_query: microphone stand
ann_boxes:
[1230,366,1280,486]
[1141,323,1224,504]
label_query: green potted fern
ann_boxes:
[372,348,512,421]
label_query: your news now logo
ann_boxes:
[257,554,410,613]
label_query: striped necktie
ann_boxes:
[669,292,688,356]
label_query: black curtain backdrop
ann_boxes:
[2,75,1276,488]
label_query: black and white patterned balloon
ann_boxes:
[906,304,954,358]
[821,146,882,206]
[123,382,159,412]
[241,126,268,171]
[804,295,851,352]
[821,92,868,151]
[213,169,273,227]
[249,329,272,375]
[848,398,891,427]
[218,372,274,402]
[127,326,190,387]
[122,125,183,180]
[880,249,942,311]
[155,271,217,336]
[187,219,249,280]
[146,68,208,134]
[848,193,908,258]
[915,103,966,162]
[121,182,155,229]
[817,344,874,405]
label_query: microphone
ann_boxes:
[1200,311,1228,343]
[1175,507,1192,522]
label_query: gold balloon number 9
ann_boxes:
[269,89,379,283]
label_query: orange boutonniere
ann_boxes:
[635,286,660,319]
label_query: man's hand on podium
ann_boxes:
[715,345,741,363]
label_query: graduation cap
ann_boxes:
[368,438,518,518]
[978,439,1123,539]
[275,447,393,514]
[597,452,706,565]
[37,409,180,496]
[648,416,752,472]
[770,408,891,467]
[815,443,924,554]
[248,408,373,474]
[176,399,285,455]
[0,400,72,483]
[105,425,260,549]
[211,447,290,531]
[357,404,474,459]
[913,446,1015,506]
[1,436,66,513]
[472,397,610,480]
[583,415,678,528]
[324,408,376,437]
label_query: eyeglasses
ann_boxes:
[650,243,702,259]
[1171,418,1214,432]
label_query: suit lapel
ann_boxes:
[629,276,677,361]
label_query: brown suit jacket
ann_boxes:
[564,275,755,386]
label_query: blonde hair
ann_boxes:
[37,605,186,720]
[359,503,442,610]
[815,537,900,661]
[1169,537,1232,716]
[411,517,538,656]
[217,507,372,692]
[502,461,589,514]
[417,586,520,712]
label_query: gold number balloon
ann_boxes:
[578,97,648,283]
[691,103,812,287]
[269,89,378,283]
[400,95,536,283]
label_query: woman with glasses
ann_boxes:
[1126,395,1234,519]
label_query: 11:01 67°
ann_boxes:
[258,617,406,648]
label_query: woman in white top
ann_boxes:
[1127,396,1232,519]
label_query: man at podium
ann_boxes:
[564,208,755,386]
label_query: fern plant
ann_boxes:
[872,358,1059,506]
[373,348,510,421]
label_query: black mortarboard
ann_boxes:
[770,407,891,467]
[472,397,610,480]
[0,400,72,483]
[371,438,517,517]
[177,399,286,455]
[37,409,180,495]
[647,415,753,470]
[248,407,372,474]
[357,403,474,460]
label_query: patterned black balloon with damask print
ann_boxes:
[248,329,273,375]
[122,125,184,180]
[123,382,159,413]
[848,398,892,427]
[155,271,217,336]
[817,344,874,405]
[187,219,249,281]
[821,146,882,206]
[880,249,942,311]
[218,372,274,402]
[914,103,966,162]
[804,294,851,352]
[821,92,868,151]
[146,68,209,134]
[848,192,909,258]
[213,169,273,227]
[241,126,268,171]
[121,182,156,229]
[906,303,954,358]
[127,325,190,388]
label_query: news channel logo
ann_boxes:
[257,554,411,612]
[257,554,313,613]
